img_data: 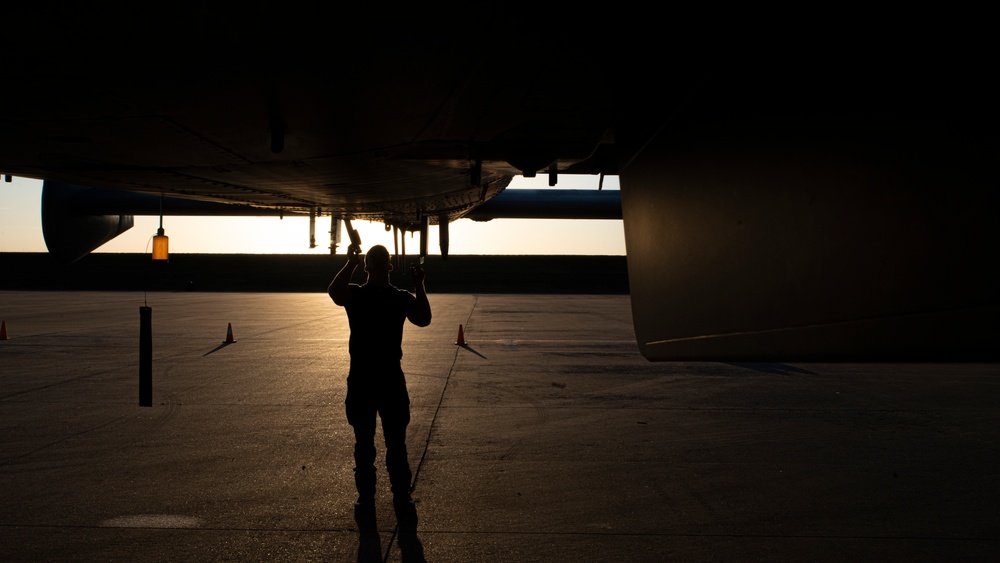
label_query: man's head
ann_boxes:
[364,245,393,274]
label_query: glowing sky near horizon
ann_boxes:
[0,175,624,256]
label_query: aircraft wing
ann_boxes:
[1,7,996,360]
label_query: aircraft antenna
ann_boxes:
[309,208,316,248]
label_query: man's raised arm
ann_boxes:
[329,245,360,306]
[408,264,432,327]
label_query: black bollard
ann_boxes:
[139,306,152,407]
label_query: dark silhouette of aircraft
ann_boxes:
[0,7,994,361]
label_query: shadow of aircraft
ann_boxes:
[725,362,818,375]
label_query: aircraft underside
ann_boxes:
[1,9,995,360]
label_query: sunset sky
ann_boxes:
[0,175,624,256]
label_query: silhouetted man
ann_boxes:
[328,243,431,548]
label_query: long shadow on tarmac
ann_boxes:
[457,343,487,359]
[354,503,382,563]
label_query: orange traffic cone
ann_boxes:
[455,324,466,346]
[224,322,236,344]
[0,320,7,341]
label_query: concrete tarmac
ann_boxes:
[1,291,997,562]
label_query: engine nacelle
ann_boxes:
[41,182,134,264]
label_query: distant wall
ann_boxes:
[0,253,629,294]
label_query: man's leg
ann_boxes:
[380,380,417,533]
[380,386,413,504]
[383,424,413,504]
[346,383,377,506]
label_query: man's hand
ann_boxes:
[410,264,425,285]
[347,243,362,266]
